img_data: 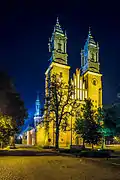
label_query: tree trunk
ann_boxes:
[83,138,85,149]
[55,127,59,150]
[92,143,94,149]
[101,136,105,149]
[9,135,15,149]
[1,141,3,149]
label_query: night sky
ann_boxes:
[0,1,120,111]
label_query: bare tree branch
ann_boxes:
[44,73,80,148]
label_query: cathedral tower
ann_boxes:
[81,28,102,108]
[44,18,70,147]
[45,18,70,96]
[48,17,68,65]
[81,28,100,74]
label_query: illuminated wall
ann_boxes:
[71,68,87,101]
[83,71,102,109]
[36,120,50,146]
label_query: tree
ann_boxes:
[85,118,101,149]
[74,99,101,149]
[45,74,80,149]
[104,105,116,133]
[0,71,28,146]
[74,116,86,148]
[6,92,28,132]
[0,114,13,148]
[96,106,117,148]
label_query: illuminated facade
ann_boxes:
[36,18,102,147]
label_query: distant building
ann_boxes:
[21,92,43,145]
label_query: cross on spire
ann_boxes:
[89,26,91,36]
[37,91,39,101]
[56,17,59,25]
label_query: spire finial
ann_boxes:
[65,30,67,37]
[89,26,91,36]
[37,91,39,100]
[56,17,59,25]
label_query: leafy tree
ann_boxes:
[6,92,28,133]
[74,99,101,149]
[95,107,105,148]
[74,116,86,147]
[44,74,80,149]
[0,71,28,146]
[104,106,117,133]
[0,114,13,148]
[85,118,101,149]
[96,105,117,147]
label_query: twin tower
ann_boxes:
[45,18,102,109]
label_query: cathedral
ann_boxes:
[27,18,102,147]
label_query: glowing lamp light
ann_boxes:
[114,136,118,141]
[100,121,103,126]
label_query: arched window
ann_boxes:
[58,43,62,51]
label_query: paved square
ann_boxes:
[0,156,120,180]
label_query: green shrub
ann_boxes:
[59,149,71,153]
[78,150,111,158]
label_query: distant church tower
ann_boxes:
[34,92,41,127]
[81,28,102,108]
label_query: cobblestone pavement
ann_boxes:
[0,156,120,180]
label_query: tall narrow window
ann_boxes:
[58,43,62,51]
[80,90,82,100]
[85,91,87,98]
[91,53,94,61]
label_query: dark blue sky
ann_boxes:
[0,0,120,110]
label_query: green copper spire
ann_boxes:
[53,17,63,34]
[56,17,59,25]
[48,18,68,65]
[37,91,39,101]
[88,26,91,36]
[87,27,95,45]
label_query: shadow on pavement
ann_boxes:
[0,149,120,158]
[0,150,61,156]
